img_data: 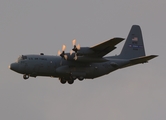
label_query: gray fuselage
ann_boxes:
[9,54,129,80]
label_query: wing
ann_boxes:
[90,37,124,57]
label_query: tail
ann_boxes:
[119,25,146,59]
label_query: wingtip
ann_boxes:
[148,55,158,60]
[111,37,125,41]
[153,55,159,58]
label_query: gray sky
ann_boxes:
[0,0,165,120]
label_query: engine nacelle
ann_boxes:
[77,47,94,56]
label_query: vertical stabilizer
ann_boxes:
[119,25,145,59]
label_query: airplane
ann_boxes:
[9,25,158,84]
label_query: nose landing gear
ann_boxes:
[23,74,29,80]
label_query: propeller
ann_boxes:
[58,45,67,60]
[72,39,80,53]
[71,39,81,60]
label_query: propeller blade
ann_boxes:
[64,55,68,60]
[72,39,76,46]
[58,50,61,56]
[74,53,77,60]
[76,44,80,50]
[62,45,66,51]
[74,55,77,60]
[70,50,73,55]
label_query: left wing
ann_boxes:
[90,37,124,57]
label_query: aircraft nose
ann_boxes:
[9,63,19,71]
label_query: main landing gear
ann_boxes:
[23,74,29,80]
[59,76,84,84]
[59,78,74,84]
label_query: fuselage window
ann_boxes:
[39,58,47,60]
[22,55,27,60]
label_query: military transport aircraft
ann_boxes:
[9,25,158,84]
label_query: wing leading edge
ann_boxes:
[90,37,124,57]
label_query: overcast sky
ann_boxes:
[0,0,165,120]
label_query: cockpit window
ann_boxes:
[17,55,27,62]
[22,55,27,60]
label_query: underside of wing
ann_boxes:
[90,37,124,57]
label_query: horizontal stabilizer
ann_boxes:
[121,55,158,68]
[130,55,158,64]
